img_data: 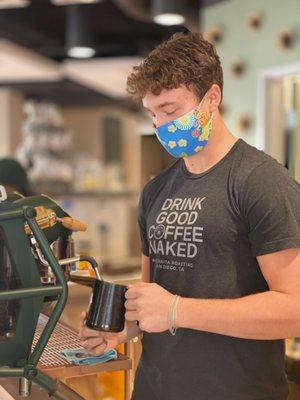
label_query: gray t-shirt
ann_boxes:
[132,139,300,400]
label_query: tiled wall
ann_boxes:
[202,0,300,146]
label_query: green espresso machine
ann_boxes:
[0,185,95,399]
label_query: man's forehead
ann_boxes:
[142,87,188,109]
[143,101,177,111]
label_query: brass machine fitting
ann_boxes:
[24,206,87,235]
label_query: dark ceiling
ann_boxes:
[0,0,227,106]
[0,0,194,60]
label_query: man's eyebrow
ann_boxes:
[144,102,176,112]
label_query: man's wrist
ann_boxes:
[168,294,180,335]
[176,297,190,329]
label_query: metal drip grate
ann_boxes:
[32,314,81,368]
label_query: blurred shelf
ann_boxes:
[45,190,138,198]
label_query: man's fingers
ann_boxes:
[79,311,86,327]
[81,337,107,352]
[88,344,108,357]
[125,311,139,322]
[79,326,104,340]
[126,282,152,299]
[85,342,107,356]
[125,288,139,299]
[79,312,87,338]
[80,311,87,323]
[125,299,137,311]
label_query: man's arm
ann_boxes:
[141,253,150,283]
[125,248,300,339]
[177,247,300,339]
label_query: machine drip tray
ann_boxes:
[32,314,131,380]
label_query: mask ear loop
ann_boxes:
[198,97,204,108]
[197,95,214,124]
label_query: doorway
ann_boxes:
[256,62,300,182]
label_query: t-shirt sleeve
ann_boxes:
[241,160,300,256]
[138,187,150,256]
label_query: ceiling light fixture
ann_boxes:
[66,5,96,59]
[152,0,187,26]
[52,0,99,5]
[68,46,95,58]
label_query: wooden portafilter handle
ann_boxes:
[57,217,87,232]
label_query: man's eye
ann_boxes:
[165,110,176,116]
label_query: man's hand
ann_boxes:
[125,282,173,333]
[79,312,125,356]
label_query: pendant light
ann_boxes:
[66,5,96,58]
[152,0,187,26]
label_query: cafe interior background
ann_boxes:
[0,0,300,399]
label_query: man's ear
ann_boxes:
[208,84,222,112]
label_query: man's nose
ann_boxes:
[153,116,165,127]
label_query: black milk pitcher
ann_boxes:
[86,279,127,333]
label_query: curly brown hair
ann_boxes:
[126,32,223,101]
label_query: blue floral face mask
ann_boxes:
[153,98,213,158]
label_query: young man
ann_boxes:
[80,32,300,399]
